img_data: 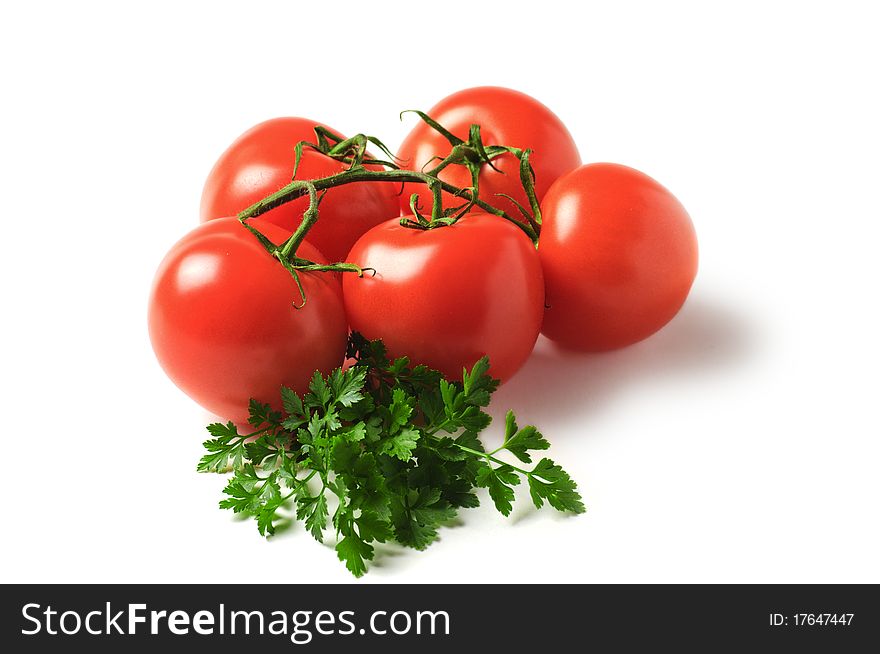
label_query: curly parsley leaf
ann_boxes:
[501,410,550,464]
[197,422,247,473]
[296,491,328,542]
[197,333,585,577]
[355,510,394,544]
[528,458,586,514]
[329,367,367,408]
[476,463,520,516]
[461,356,498,406]
[391,488,456,551]
[218,465,282,515]
[335,534,373,578]
[248,399,282,428]
[378,426,420,461]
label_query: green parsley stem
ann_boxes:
[242,425,274,440]
[424,420,453,436]
[275,469,320,503]
[427,421,531,475]
[453,443,532,477]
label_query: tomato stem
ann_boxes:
[237,111,543,244]
[279,182,319,259]
[234,113,544,302]
[239,167,538,242]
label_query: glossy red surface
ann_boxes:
[200,117,400,262]
[539,163,698,351]
[397,87,581,219]
[148,217,347,423]
[343,214,544,382]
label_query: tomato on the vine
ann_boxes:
[343,215,544,382]
[396,86,581,218]
[538,163,698,351]
[200,117,400,262]
[148,217,348,424]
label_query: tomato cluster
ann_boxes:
[149,87,698,423]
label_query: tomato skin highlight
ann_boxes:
[343,215,544,382]
[200,117,400,262]
[397,86,581,218]
[539,163,698,351]
[148,217,348,424]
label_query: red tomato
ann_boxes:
[148,217,347,424]
[343,215,544,382]
[539,163,698,351]
[396,87,581,218]
[200,117,400,262]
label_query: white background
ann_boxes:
[1,1,878,584]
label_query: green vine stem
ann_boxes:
[239,163,540,241]
[235,112,544,303]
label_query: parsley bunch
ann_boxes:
[198,333,585,577]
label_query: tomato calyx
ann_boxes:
[397,111,543,234]
[294,126,401,175]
